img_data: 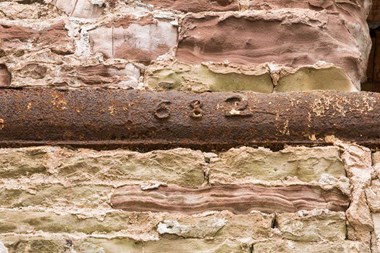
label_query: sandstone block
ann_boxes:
[111,184,349,214]
[276,211,346,242]
[0,20,74,57]
[8,51,140,88]
[57,148,206,187]
[373,213,380,253]
[145,61,273,92]
[0,147,52,178]
[0,209,160,236]
[0,2,62,20]
[254,239,370,253]
[0,147,206,187]
[141,0,240,12]
[209,146,346,184]
[1,235,250,253]
[51,0,103,18]
[177,10,369,90]
[0,184,112,209]
[88,15,177,62]
[365,179,380,212]
[157,211,274,239]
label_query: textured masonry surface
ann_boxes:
[0,0,379,252]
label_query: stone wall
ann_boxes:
[0,0,378,252]
[0,143,378,253]
[0,0,373,91]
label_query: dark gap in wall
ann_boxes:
[362,27,380,92]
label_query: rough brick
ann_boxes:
[209,146,346,185]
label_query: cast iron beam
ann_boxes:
[0,89,379,150]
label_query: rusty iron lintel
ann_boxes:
[0,89,379,151]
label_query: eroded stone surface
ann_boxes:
[57,148,205,187]
[157,211,273,239]
[254,239,370,253]
[0,209,160,237]
[276,211,346,242]
[1,234,250,253]
[51,0,104,18]
[0,147,206,187]
[88,15,178,62]
[177,10,369,89]
[209,146,346,185]
[333,140,373,243]
[145,61,273,92]
[141,0,240,12]
[0,184,113,209]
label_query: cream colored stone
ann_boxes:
[209,146,346,184]
[0,209,160,238]
[51,0,103,18]
[275,65,357,92]
[0,147,53,178]
[1,234,250,253]
[157,211,273,239]
[373,152,380,178]
[145,61,273,93]
[0,147,205,187]
[57,148,206,187]
[333,140,373,243]
[365,179,380,212]
[254,239,370,253]
[0,184,113,209]
[0,242,8,253]
[276,211,346,242]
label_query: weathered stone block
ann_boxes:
[145,61,273,92]
[1,235,250,253]
[157,211,274,239]
[209,146,346,184]
[177,10,369,90]
[254,239,370,253]
[0,2,61,20]
[0,147,206,187]
[365,179,380,212]
[276,211,346,242]
[88,15,177,62]
[51,0,104,18]
[57,148,206,187]
[0,147,52,178]
[0,184,112,209]
[0,209,160,236]
[141,0,240,12]
[0,20,74,57]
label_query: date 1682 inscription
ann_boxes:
[154,95,253,120]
